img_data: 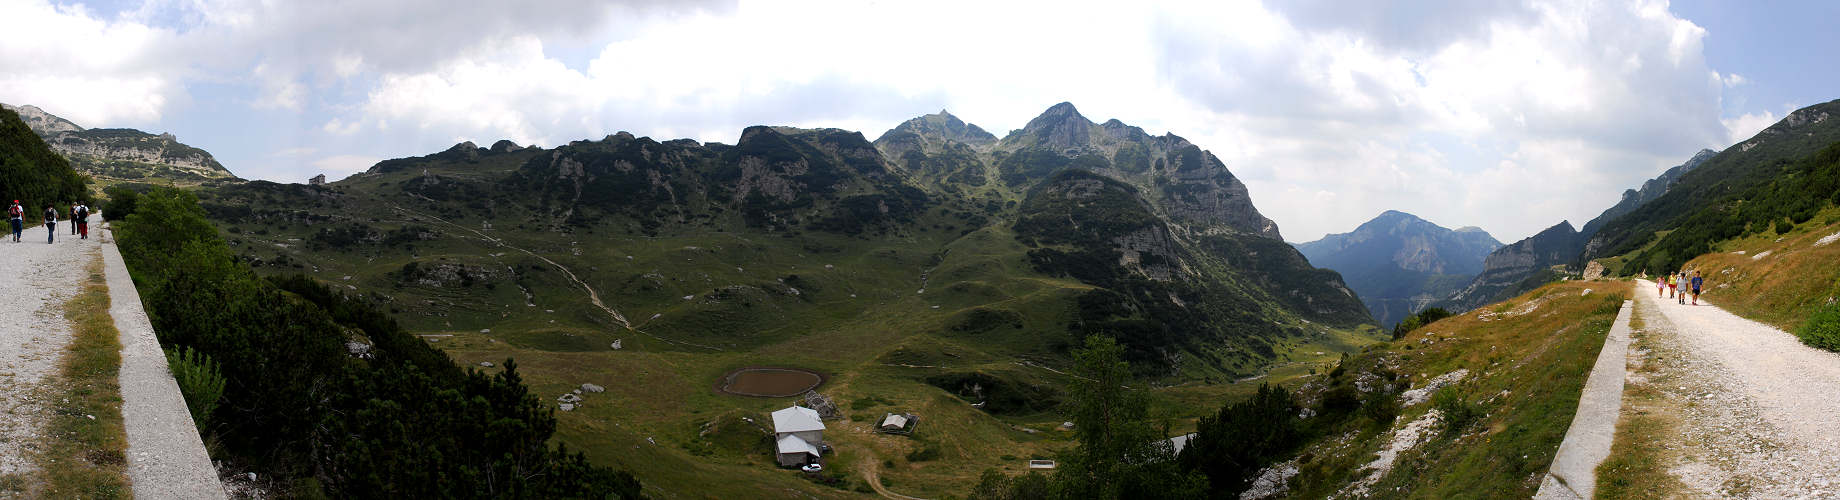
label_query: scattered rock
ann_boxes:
[480,328,490,333]
[582,383,604,393]
[558,393,583,404]
[1583,261,1607,280]
[611,339,623,350]
[559,403,575,412]
[1817,231,1840,247]
[1752,250,1773,260]
[1581,288,1594,296]
[1399,369,1470,407]
[479,361,494,368]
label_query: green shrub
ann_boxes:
[1797,303,1840,352]
[1433,388,1483,437]
[1774,219,1794,235]
[165,346,226,431]
[905,444,942,462]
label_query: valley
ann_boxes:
[187,104,1382,496]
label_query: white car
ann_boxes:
[801,463,823,473]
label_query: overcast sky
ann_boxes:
[2,0,1835,242]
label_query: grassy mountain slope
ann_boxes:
[1268,281,1627,498]
[1587,99,1840,263]
[1670,202,1840,345]
[188,104,1378,495]
[0,107,90,210]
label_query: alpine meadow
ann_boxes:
[3,1,1840,499]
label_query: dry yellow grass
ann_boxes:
[25,252,130,498]
[1683,206,1840,332]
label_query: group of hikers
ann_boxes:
[1657,270,1705,305]
[7,199,90,244]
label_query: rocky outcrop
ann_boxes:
[1578,148,1717,253]
[1,103,81,134]
[1444,221,1581,312]
[1,102,236,181]
[994,102,1283,240]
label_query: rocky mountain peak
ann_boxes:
[0,103,83,135]
[877,110,997,147]
[1012,102,1096,151]
[490,140,522,153]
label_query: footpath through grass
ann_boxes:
[30,253,130,498]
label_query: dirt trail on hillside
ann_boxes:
[860,458,928,500]
[388,204,723,351]
[0,222,96,478]
[1634,280,1840,496]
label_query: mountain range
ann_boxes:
[1439,98,1840,312]
[1295,211,1500,327]
[192,102,1374,382]
[0,103,237,186]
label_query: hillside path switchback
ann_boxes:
[1630,279,1840,496]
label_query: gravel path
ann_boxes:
[1635,280,1840,497]
[0,218,97,477]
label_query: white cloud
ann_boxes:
[271,147,317,157]
[322,118,360,135]
[0,0,176,126]
[1722,110,1778,146]
[0,0,1782,244]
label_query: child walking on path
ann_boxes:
[1690,271,1704,305]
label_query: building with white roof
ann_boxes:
[771,406,826,466]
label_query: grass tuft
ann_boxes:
[30,254,130,498]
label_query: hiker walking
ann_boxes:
[73,201,89,240]
[69,202,77,235]
[42,204,57,244]
[1690,271,1704,306]
[1677,272,1688,305]
[1657,275,1666,297]
[1667,273,1677,299]
[7,200,21,243]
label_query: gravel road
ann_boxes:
[1636,280,1840,497]
[0,218,97,477]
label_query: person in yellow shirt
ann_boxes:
[1667,273,1677,298]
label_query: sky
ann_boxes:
[1,0,1835,243]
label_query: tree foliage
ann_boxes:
[1178,383,1302,496]
[0,108,89,211]
[1391,307,1454,340]
[115,187,639,498]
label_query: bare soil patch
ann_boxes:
[717,367,825,397]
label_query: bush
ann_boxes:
[1179,383,1300,494]
[906,444,942,462]
[165,346,226,431]
[1433,388,1483,437]
[1797,303,1840,352]
[1391,307,1453,340]
[115,187,640,498]
[1774,219,1794,235]
[102,185,140,222]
